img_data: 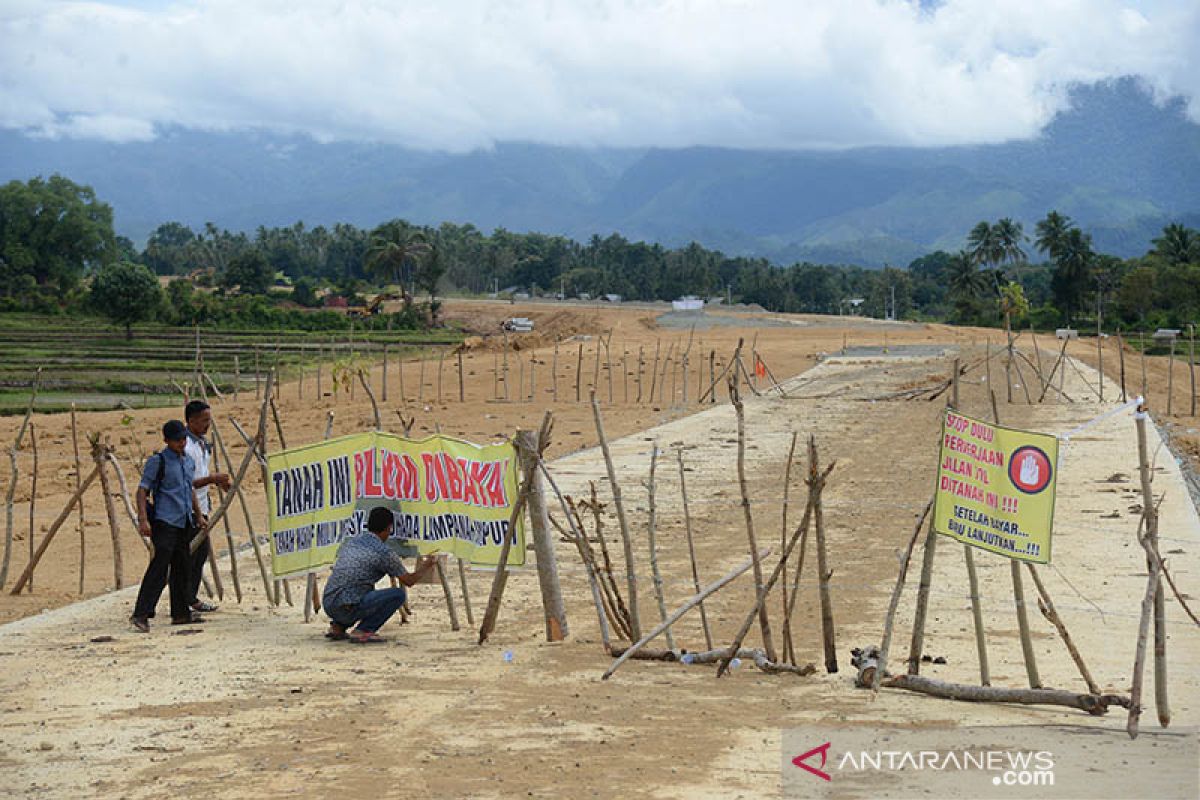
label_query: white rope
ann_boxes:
[1058,396,1143,443]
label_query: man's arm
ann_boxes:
[192,490,207,531]
[136,486,151,537]
[395,555,437,588]
[193,474,232,491]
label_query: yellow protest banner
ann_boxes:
[266,431,523,578]
[932,410,1058,564]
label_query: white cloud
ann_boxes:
[0,0,1196,150]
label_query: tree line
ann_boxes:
[2,174,1197,334]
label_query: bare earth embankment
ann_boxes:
[0,301,1197,798]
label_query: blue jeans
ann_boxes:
[330,587,406,632]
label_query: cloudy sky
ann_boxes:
[1,0,1196,151]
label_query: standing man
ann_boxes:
[322,506,437,643]
[183,400,231,613]
[130,420,208,632]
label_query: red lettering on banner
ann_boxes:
[423,453,449,502]
[485,460,508,507]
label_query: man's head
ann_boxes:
[162,419,188,455]
[185,400,211,436]
[367,506,394,541]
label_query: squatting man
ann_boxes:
[321,506,437,644]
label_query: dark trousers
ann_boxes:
[189,533,210,604]
[327,587,407,632]
[132,521,193,621]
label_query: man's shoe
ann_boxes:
[130,615,150,633]
[171,613,205,625]
[191,600,219,613]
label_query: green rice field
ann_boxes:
[0,315,463,415]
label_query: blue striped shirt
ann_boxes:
[139,449,196,529]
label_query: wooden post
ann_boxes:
[951,360,989,684]
[635,345,644,403]
[357,369,383,430]
[382,344,389,403]
[9,463,101,594]
[93,441,125,590]
[70,403,85,595]
[206,427,242,604]
[730,368,776,662]
[435,559,460,631]
[25,423,37,592]
[779,432,798,665]
[517,355,525,403]
[605,337,614,403]
[1131,404,1168,734]
[254,345,261,399]
[528,424,567,642]
[1011,560,1042,688]
[457,558,474,626]
[418,355,426,402]
[648,340,661,402]
[709,349,716,404]
[1190,324,1196,416]
[437,349,446,405]
[592,341,601,395]
[552,340,560,403]
[1167,338,1175,415]
[716,457,834,678]
[1118,330,1127,402]
[644,444,673,650]
[677,448,713,650]
[591,391,641,640]
[211,419,274,602]
[477,416,547,644]
[458,350,465,403]
[1,368,40,589]
[1026,564,1099,694]
[810,436,837,673]
[234,354,241,402]
[906,515,939,674]
[622,348,629,404]
[575,342,583,403]
[870,498,933,690]
[1097,324,1104,403]
[1140,331,1148,401]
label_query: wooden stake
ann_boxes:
[23,423,37,593]
[552,340,560,403]
[437,349,446,405]
[575,342,583,403]
[418,355,426,402]
[676,448,712,651]
[357,369,383,430]
[592,340,601,395]
[648,339,661,402]
[458,350,465,403]
[1140,331,1148,401]
[603,550,768,680]
[435,559,460,631]
[211,420,274,601]
[1167,338,1175,415]
[457,558,474,626]
[1,368,40,589]
[382,344,389,403]
[9,463,101,594]
[205,429,241,604]
[1190,324,1196,417]
[477,416,548,644]
[1011,560,1041,687]
[92,440,125,590]
[234,354,241,402]
[635,345,644,403]
[870,497,933,691]
[1130,405,1168,735]
[644,444,673,650]
[717,456,835,677]
[779,432,799,666]
[70,403,85,595]
[591,391,642,640]
[527,418,568,642]
[906,514,939,674]
[730,367,776,662]
[1026,564,1098,694]
[1118,330,1127,402]
[810,436,837,673]
[586,482,632,638]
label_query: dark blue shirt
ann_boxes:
[139,449,196,529]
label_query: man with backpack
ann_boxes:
[129,420,208,632]
[183,400,232,613]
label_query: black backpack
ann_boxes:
[144,452,168,523]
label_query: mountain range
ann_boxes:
[2,78,1196,266]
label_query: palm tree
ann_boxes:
[947,250,987,323]
[1051,228,1093,323]
[1034,211,1074,260]
[966,221,1002,269]
[994,218,1027,269]
[365,221,431,311]
[1152,223,1199,266]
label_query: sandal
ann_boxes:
[348,630,386,644]
[325,624,348,641]
[191,600,219,613]
[171,613,205,625]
